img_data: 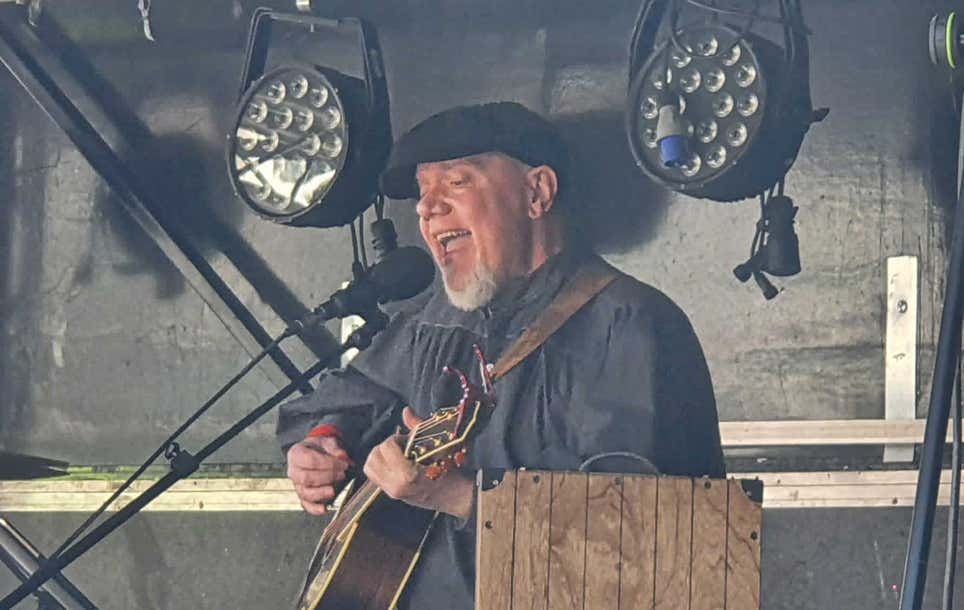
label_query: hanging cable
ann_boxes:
[684,0,800,27]
[358,214,369,269]
[668,0,688,54]
[349,221,361,265]
[374,193,386,221]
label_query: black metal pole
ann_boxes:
[0,518,97,610]
[0,8,312,394]
[0,313,387,610]
[899,106,964,609]
[941,366,961,610]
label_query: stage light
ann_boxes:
[929,12,962,70]
[226,11,391,228]
[230,66,349,218]
[626,0,827,203]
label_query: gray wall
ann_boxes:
[0,0,962,608]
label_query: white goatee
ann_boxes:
[443,262,498,311]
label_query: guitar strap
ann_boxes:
[389,259,617,605]
[488,258,620,381]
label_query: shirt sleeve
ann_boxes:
[275,306,417,460]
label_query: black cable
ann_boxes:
[668,0,688,54]
[942,354,962,610]
[944,88,964,610]
[684,0,803,28]
[780,0,793,64]
[629,0,653,79]
[749,191,767,257]
[735,0,762,42]
[349,221,361,266]
[374,193,386,221]
[50,331,289,559]
[358,214,369,269]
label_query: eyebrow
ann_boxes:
[416,161,477,186]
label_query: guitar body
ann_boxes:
[298,484,436,610]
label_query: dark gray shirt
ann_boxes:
[277,249,724,610]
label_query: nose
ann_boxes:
[415,186,451,220]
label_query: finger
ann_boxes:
[287,444,350,471]
[364,441,418,488]
[402,407,424,431]
[288,466,347,487]
[296,483,337,504]
[315,436,353,463]
[362,444,386,483]
[300,436,353,465]
[380,435,408,463]
[299,497,328,516]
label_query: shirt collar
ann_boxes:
[482,247,585,318]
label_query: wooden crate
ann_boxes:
[475,470,762,610]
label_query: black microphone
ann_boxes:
[291,246,435,330]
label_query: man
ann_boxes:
[277,101,724,609]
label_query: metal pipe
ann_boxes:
[0,517,97,609]
[0,10,311,393]
[899,105,964,610]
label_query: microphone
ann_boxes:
[291,246,435,330]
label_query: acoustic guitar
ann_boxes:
[296,347,495,610]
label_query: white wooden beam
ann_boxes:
[883,256,918,462]
[1,470,961,511]
[717,419,941,446]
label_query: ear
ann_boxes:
[525,165,559,220]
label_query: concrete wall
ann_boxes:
[0,0,962,608]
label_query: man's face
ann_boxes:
[415,153,533,306]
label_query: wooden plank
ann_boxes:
[512,470,551,610]
[618,475,657,610]
[883,256,918,462]
[584,474,623,610]
[724,480,761,610]
[690,479,727,610]
[0,478,301,512]
[476,470,518,610]
[654,477,692,610]
[10,469,964,512]
[547,471,588,610]
[718,419,942,446]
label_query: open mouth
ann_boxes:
[436,229,472,253]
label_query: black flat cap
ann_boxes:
[379,101,569,200]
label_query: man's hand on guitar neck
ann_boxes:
[287,435,353,516]
[363,407,475,521]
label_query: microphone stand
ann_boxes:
[0,309,389,610]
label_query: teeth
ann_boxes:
[437,230,471,248]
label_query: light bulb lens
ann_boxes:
[737,93,759,117]
[735,64,757,87]
[704,68,725,93]
[265,81,286,104]
[726,123,748,147]
[680,153,702,177]
[642,96,659,120]
[695,120,718,143]
[706,144,727,169]
[713,93,735,118]
[680,68,702,93]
